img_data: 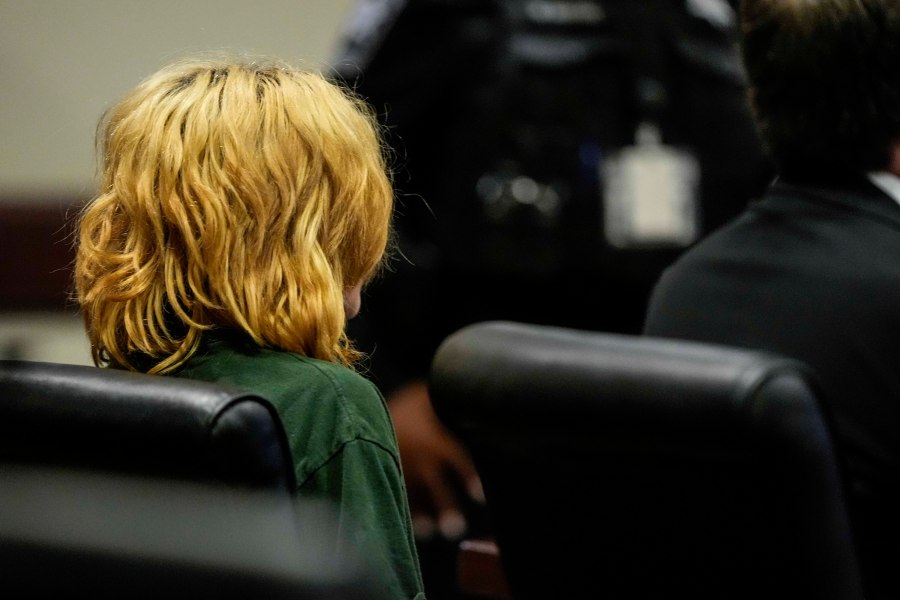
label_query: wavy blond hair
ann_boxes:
[75,57,393,373]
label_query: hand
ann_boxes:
[388,380,485,541]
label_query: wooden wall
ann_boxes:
[0,200,83,310]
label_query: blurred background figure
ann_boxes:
[0,1,773,598]
[332,0,772,597]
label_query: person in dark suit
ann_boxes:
[643,2,900,598]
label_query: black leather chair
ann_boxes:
[0,359,375,598]
[429,321,864,600]
[0,359,293,490]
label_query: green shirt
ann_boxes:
[173,331,426,600]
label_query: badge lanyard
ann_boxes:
[601,1,700,249]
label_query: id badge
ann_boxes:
[601,135,700,248]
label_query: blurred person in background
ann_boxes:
[333,1,771,596]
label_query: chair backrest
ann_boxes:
[0,359,294,492]
[429,321,864,599]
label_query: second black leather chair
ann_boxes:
[429,321,864,600]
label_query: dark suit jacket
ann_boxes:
[644,174,900,600]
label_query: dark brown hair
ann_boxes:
[741,0,900,172]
